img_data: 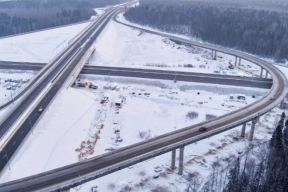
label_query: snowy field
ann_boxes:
[0,22,91,63]
[90,18,264,78]
[0,7,109,63]
[0,76,270,191]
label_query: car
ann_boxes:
[270,97,275,100]
[199,126,208,132]
[38,107,43,112]
[154,166,162,172]
[153,174,159,179]
[89,85,98,89]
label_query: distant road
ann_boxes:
[0,62,272,89]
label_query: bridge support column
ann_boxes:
[260,68,264,78]
[238,58,242,66]
[265,70,268,78]
[171,149,176,170]
[214,51,217,58]
[178,146,185,175]
[211,50,214,58]
[249,118,258,141]
[241,123,246,137]
[235,57,238,66]
[280,99,285,109]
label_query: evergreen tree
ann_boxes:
[125,3,288,62]
[284,119,288,147]
[269,124,284,152]
[265,123,285,192]
[225,158,240,192]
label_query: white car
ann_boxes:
[38,107,43,112]
[154,166,162,172]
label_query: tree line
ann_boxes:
[184,113,288,191]
[124,2,288,62]
[224,113,288,192]
[0,0,130,37]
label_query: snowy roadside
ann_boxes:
[0,22,91,63]
[0,76,273,192]
[89,19,265,78]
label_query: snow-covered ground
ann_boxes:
[0,22,91,63]
[90,19,263,78]
[0,70,36,104]
[0,76,269,188]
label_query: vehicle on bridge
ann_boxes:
[199,126,208,132]
[38,107,43,112]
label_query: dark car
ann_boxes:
[199,126,208,132]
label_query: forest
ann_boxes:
[0,0,129,37]
[124,1,288,62]
[183,113,288,192]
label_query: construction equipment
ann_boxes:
[228,62,235,69]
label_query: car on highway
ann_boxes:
[199,126,208,132]
[270,97,275,100]
[38,107,43,112]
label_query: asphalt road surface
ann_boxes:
[0,62,272,89]
[0,6,121,181]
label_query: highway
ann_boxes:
[82,66,272,89]
[0,62,272,89]
[0,9,287,192]
[0,5,122,182]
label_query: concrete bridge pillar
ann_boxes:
[235,57,238,66]
[241,123,246,137]
[249,118,258,141]
[280,99,285,109]
[260,68,264,78]
[214,51,217,58]
[178,146,185,175]
[238,58,242,66]
[265,70,268,78]
[171,149,176,170]
[211,50,214,58]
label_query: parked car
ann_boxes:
[199,126,208,132]
[153,174,159,179]
[154,166,162,172]
[89,85,98,89]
